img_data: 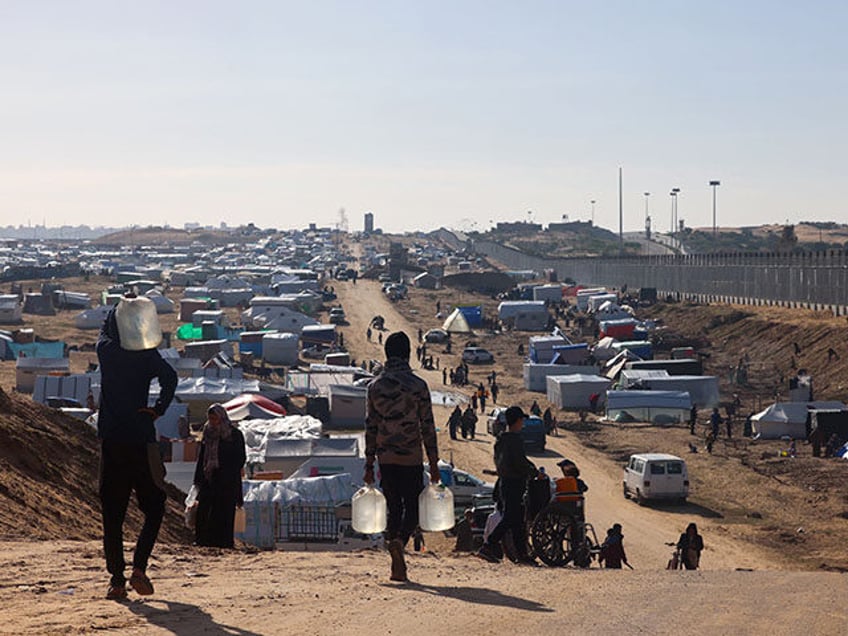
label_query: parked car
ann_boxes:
[378,273,392,283]
[486,407,508,437]
[329,307,346,324]
[461,346,494,364]
[423,462,494,506]
[521,416,546,452]
[424,328,450,344]
[623,453,689,505]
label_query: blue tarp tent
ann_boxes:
[457,305,483,328]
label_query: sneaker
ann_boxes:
[475,545,501,564]
[129,568,154,596]
[106,584,128,600]
[387,539,407,582]
[515,556,539,566]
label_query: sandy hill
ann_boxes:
[0,388,189,542]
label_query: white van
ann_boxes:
[623,453,689,505]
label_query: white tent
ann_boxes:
[442,308,472,334]
[328,384,368,429]
[546,374,612,409]
[605,390,692,425]
[523,363,600,392]
[751,401,847,439]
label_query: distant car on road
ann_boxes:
[424,328,450,344]
[486,407,508,437]
[462,346,494,364]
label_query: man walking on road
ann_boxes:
[97,297,178,600]
[365,332,440,582]
[476,406,537,565]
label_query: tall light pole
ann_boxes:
[590,199,596,225]
[644,192,651,239]
[671,187,680,248]
[709,180,721,236]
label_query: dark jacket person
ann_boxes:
[194,404,246,548]
[476,406,537,565]
[97,297,177,600]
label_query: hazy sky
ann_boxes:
[1,2,846,234]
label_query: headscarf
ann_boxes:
[202,403,234,480]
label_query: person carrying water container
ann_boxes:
[97,296,177,600]
[364,331,440,582]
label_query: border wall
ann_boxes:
[470,238,848,315]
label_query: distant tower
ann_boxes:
[364,212,374,234]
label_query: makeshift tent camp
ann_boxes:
[605,390,692,424]
[52,291,91,310]
[751,401,846,439]
[547,374,612,409]
[592,336,619,362]
[442,308,472,334]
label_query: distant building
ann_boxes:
[495,221,542,234]
[364,212,374,234]
[547,220,593,232]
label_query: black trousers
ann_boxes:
[486,477,528,558]
[99,441,167,586]
[380,463,424,546]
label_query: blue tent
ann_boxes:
[457,305,483,327]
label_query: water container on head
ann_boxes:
[418,483,455,532]
[351,484,387,534]
[115,296,162,351]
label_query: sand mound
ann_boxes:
[0,387,190,542]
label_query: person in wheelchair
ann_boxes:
[553,458,588,519]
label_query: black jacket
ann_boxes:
[96,307,178,444]
[493,431,536,480]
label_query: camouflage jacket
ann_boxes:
[365,357,438,467]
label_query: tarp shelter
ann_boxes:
[592,336,619,362]
[442,308,472,334]
[413,272,439,289]
[183,339,233,364]
[156,376,261,403]
[75,305,111,330]
[457,305,483,328]
[598,318,638,340]
[612,340,653,360]
[240,415,324,464]
[546,374,612,409]
[328,384,367,429]
[16,357,71,393]
[532,285,563,303]
[528,335,569,364]
[550,343,591,365]
[5,340,65,360]
[263,332,300,366]
[587,293,618,313]
[145,289,175,314]
[605,390,692,425]
[0,296,23,324]
[810,410,848,444]
[223,393,287,421]
[498,301,548,330]
[52,291,90,310]
[523,363,600,392]
[626,358,703,376]
[301,324,336,345]
[23,293,55,315]
[637,374,720,408]
[33,373,92,406]
[751,401,846,439]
